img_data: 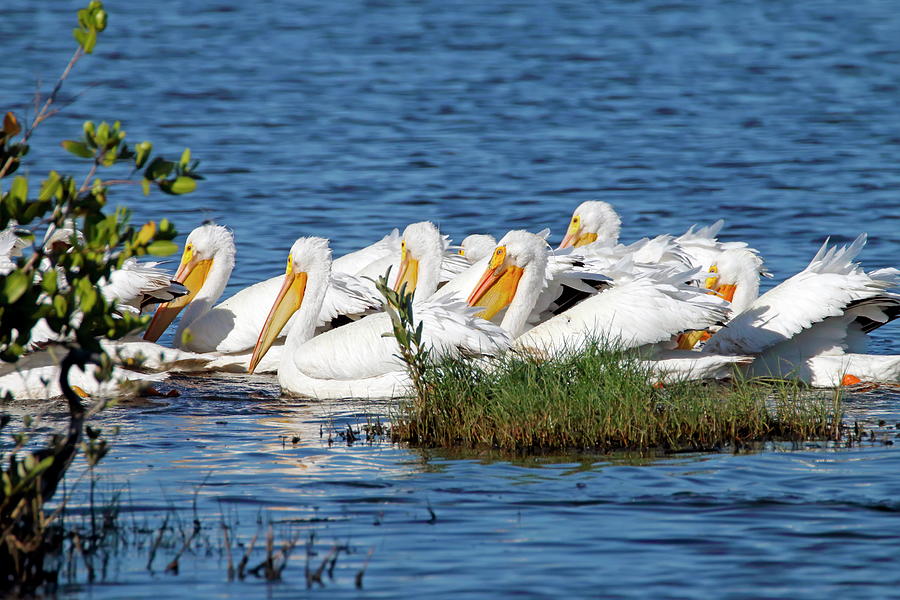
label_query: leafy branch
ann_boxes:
[373,270,430,401]
[0,3,206,593]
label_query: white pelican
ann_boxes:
[40,227,188,314]
[458,234,497,264]
[0,346,168,400]
[12,228,191,352]
[437,229,614,327]
[248,228,509,399]
[703,234,900,386]
[142,223,380,372]
[352,227,469,297]
[559,200,621,248]
[557,200,754,276]
[467,231,749,381]
[3,225,186,310]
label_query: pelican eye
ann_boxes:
[489,246,507,269]
[286,255,293,275]
[400,240,407,261]
[181,243,194,264]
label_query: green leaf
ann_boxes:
[135,221,156,245]
[161,176,197,195]
[135,141,152,168]
[141,178,151,196]
[179,147,191,167]
[144,157,174,180]
[3,271,30,304]
[94,9,107,31]
[9,176,27,202]
[73,27,86,47]
[53,295,67,317]
[61,139,94,158]
[146,240,179,256]
[78,278,99,313]
[39,172,62,201]
[96,121,109,146]
[42,269,58,294]
[83,28,97,53]
[22,198,50,222]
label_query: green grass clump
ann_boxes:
[391,343,841,453]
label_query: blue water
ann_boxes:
[3,1,900,597]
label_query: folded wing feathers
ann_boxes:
[320,272,382,325]
[677,219,725,242]
[518,269,731,353]
[705,235,898,355]
[332,228,401,275]
[102,258,186,311]
[440,251,471,279]
[419,295,511,356]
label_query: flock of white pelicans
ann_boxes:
[2,201,899,400]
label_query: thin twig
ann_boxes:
[221,521,234,581]
[146,513,169,572]
[0,48,84,180]
[164,518,200,574]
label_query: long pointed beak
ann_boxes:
[558,224,581,249]
[467,264,524,320]
[393,255,419,296]
[559,228,597,249]
[248,271,308,373]
[143,256,212,341]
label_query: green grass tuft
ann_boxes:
[391,343,842,453]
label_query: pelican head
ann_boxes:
[704,248,764,312]
[143,223,235,341]
[467,230,548,321]
[248,237,332,374]
[458,234,497,264]
[558,201,621,249]
[393,221,444,299]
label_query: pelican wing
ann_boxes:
[319,271,381,324]
[0,226,28,260]
[102,258,187,312]
[643,350,754,384]
[332,228,400,275]
[806,353,900,387]
[293,297,509,381]
[516,270,731,355]
[185,272,379,354]
[677,219,725,242]
[101,339,217,372]
[0,349,167,400]
[705,235,899,355]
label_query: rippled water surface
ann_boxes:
[3,1,900,597]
